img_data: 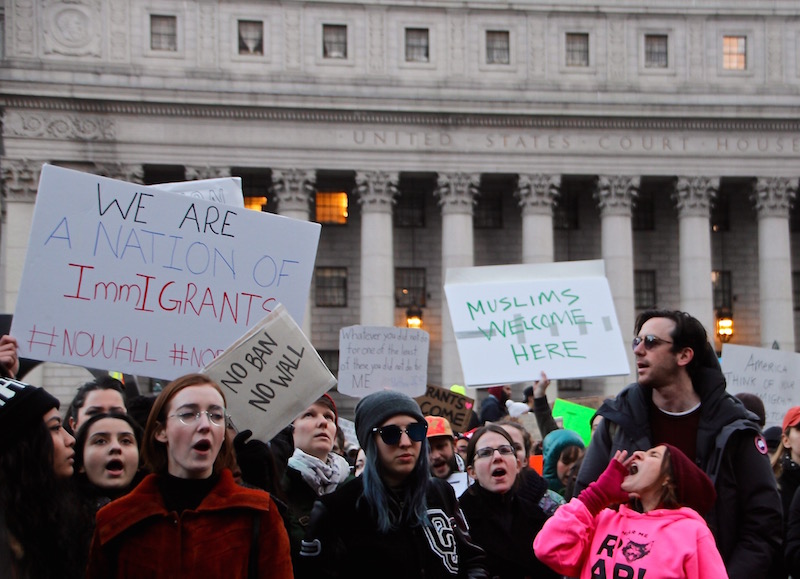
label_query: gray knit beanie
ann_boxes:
[354,390,425,448]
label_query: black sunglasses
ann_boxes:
[372,422,428,445]
[631,334,673,351]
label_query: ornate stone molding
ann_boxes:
[1,159,42,202]
[94,163,144,184]
[42,0,102,58]
[752,177,797,218]
[367,10,386,75]
[271,169,316,214]
[594,175,640,217]
[435,172,480,215]
[515,174,560,215]
[108,0,130,62]
[186,166,231,181]
[674,176,719,218]
[3,111,115,140]
[355,171,398,213]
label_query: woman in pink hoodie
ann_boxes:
[534,444,727,579]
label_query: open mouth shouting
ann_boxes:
[105,458,125,477]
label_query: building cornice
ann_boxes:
[2,96,800,132]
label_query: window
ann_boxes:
[486,30,510,65]
[474,187,503,229]
[405,28,429,63]
[632,187,654,231]
[238,20,263,55]
[644,34,668,68]
[395,187,426,228]
[232,169,273,213]
[712,270,732,309]
[323,24,347,59]
[315,267,348,307]
[711,194,730,232]
[143,165,185,185]
[315,191,349,224]
[559,379,583,392]
[318,350,340,378]
[395,268,426,308]
[150,15,177,52]
[723,36,746,70]
[634,270,657,309]
[553,186,579,230]
[566,33,589,67]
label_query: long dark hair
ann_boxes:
[0,418,87,578]
[74,412,144,496]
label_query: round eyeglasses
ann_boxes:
[168,410,227,427]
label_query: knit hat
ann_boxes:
[542,429,585,491]
[663,443,717,515]
[0,378,59,450]
[317,393,338,426]
[354,390,425,448]
[783,406,800,433]
[487,385,508,400]
[425,415,454,439]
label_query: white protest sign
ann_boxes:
[721,343,800,428]
[444,260,629,387]
[202,304,336,442]
[338,325,429,397]
[154,177,245,208]
[11,165,320,380]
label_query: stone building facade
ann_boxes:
[1,0,800,405]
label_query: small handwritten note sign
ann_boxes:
[154,177,245,208]
[11,165,320,379]
[203,304,336,442]
[338,325,429,397]
[721,343,800,428]
[415,385,474,432]
[444,260,629,387]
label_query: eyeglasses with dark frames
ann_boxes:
[631,334,674,351]
[371,422,428,445]
[473,445,516,460]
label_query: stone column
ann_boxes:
[595,175,639,394]
[271,169,316,336]
[674,177,718,335]
[752,178,797,350]
[435,172,479,388]
[0,159,42,313]
[515,174,560,264]
[355,171,398,327]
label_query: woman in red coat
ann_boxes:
[86,373,292,578]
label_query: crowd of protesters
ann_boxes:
[0,309,793,578]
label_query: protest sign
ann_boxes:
[154,176,245,208]
[721,343,800,428]
[552,398,597,445]
[338,325,429,397]
[202,304,336,443]
[11,165,320,379]
[444,260,629,387]
[415,385,474,432]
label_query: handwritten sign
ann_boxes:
[154,177,245,208]
[415,385,474,432]
[552,398,597,446]
[721,343,800,428]
[202,304,336,442]
[11,165,320,379]
[338,325,429,397]
[444,260,629,387]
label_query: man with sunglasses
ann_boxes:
[575,309,781,579]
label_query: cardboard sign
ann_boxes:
[444,260,629,387]
[721,343,800,428]
[11,165,320,380]
[154,177,245,208]
[552,398,597,446]
[338,325,429,397]
[202,304,336,443]
[415,385,474,433]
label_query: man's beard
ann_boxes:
[432,454,458,478]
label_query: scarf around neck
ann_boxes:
[288,448,350,496]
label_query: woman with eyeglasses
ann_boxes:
[300,390,488,579]
[458,424,560,579]
[86,373,292,578]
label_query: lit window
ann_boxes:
[323,24,347,59]
[315,267,348,307]
[634,270,657,309]
[723,36,746,70]
[644,34,668,68]
[150,15,177,52]
[712,270,732,309]
[315,191,349,224]
[486,30,510,65]
[566,33,589,67]
[406,28,429,63]
[395,268,426,308]
[238,20,263,55]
